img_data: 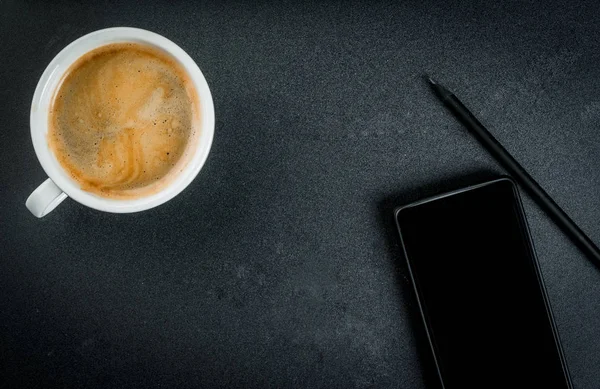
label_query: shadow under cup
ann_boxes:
[27,27,215,217]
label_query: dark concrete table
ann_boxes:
[2,1,599,388]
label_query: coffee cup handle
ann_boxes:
[26,178,68,218]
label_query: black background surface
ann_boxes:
[1,1,599,388]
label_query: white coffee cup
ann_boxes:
[26,27,214,217]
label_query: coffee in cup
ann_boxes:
[48,42,199,199]
[26,28,214,217]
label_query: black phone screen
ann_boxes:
[395,179,571,388]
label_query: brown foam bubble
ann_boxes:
[48,42,200,199]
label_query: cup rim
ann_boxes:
[30,27,215,213]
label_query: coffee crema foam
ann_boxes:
[48,43,199,199]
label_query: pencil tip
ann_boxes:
[425,75,453,99]
[425,75,437,85]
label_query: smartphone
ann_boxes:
[395,177,572,388]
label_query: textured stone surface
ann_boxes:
[1,0,599,387]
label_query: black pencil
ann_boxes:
[427,76,600,266]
